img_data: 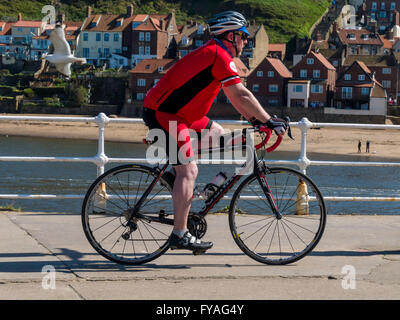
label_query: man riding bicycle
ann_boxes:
[142,11,288,253]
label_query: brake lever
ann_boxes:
[283,116,295,140]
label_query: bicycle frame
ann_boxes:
[133,127,282,225]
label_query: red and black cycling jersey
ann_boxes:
[143,39,241,124]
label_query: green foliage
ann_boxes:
[70,86,88,107]
[43,96,64,107]
[23,88,35,99]
[0,0,330,43]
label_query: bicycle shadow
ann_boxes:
[1,248,399,274]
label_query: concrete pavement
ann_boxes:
[0,211,399,300]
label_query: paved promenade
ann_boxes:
[0,211,399,300]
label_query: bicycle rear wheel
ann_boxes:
[82,164,174,265]
[229,167,326,265]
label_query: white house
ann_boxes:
[77,7,135,67]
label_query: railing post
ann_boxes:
[296,117,313,215]
[297,117,312,174]
[94,113,110,176]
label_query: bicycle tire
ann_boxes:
[82,164,174,265]
[229,167,326,265]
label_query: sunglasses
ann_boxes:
[235,31,249,40]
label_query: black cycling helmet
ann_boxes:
[207,11,250,36]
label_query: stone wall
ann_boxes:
[120,102,386,123]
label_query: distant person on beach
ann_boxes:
[366,140,370,153]
[358,140,361,153]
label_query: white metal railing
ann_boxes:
[0,113,400,202]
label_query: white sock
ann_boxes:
[172,229,187,238]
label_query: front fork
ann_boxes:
[255,160,282,220]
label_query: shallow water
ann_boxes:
[0,135,399,215]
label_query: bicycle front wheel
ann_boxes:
[229,167,326,265]
[82,164,174,265]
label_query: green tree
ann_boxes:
[70,86,88,107]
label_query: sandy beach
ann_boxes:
[1,114,400,160]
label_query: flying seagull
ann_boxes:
[37,22,86,78]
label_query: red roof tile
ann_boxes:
[13,20,43,27]
[266,57,292,78]
[130,59,177,74]
[311,51,336,70]
[338,29,383,45]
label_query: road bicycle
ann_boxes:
[82,122,326,265]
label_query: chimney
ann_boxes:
[373,21,378,34]
[17,12,22,21]
[86,6,92,18]
[333,21,338,34]
[127,4,134,17]
[57,13,65,24]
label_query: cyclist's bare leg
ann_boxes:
[172,162,198,232]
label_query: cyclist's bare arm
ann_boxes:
[222,82,271,123]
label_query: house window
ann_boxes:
[158,66,163,73]
[268,100,278,106]
[268,71,274,78]
[139,46,144,55]
[391,2,396,10]
[379,11,386,18]
[371,12,376,21]
[313,70,320,78]
[137,93,144,100]
[96,33,101,41]
[293,85,303,92]
[198,25,204,34]
[372,2,377,10]
[104,33,109,42]
[358,75,365,81]
[180,50,188,57]
[145,46,150,55]
[257,71,263,77]
[145,32,151,41]
[114,33,119,42]
[83,48,90,57]
[344,74,351,81]
[311,85,323,93]
[252,84,259,92]
[382,80,391,88]
[139,32,144,41]
[342,87,352,99]
[104,48,110,57]
[381,2,385,10]
[269,84,278,92]
[306,58,314,64]
[300,70,307,78]
[195,40,203,47]
[361,88,369,95]
[137,79,146,86]
[181,36,188,46]
[83,33,88,41]
[383,68,391,74]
